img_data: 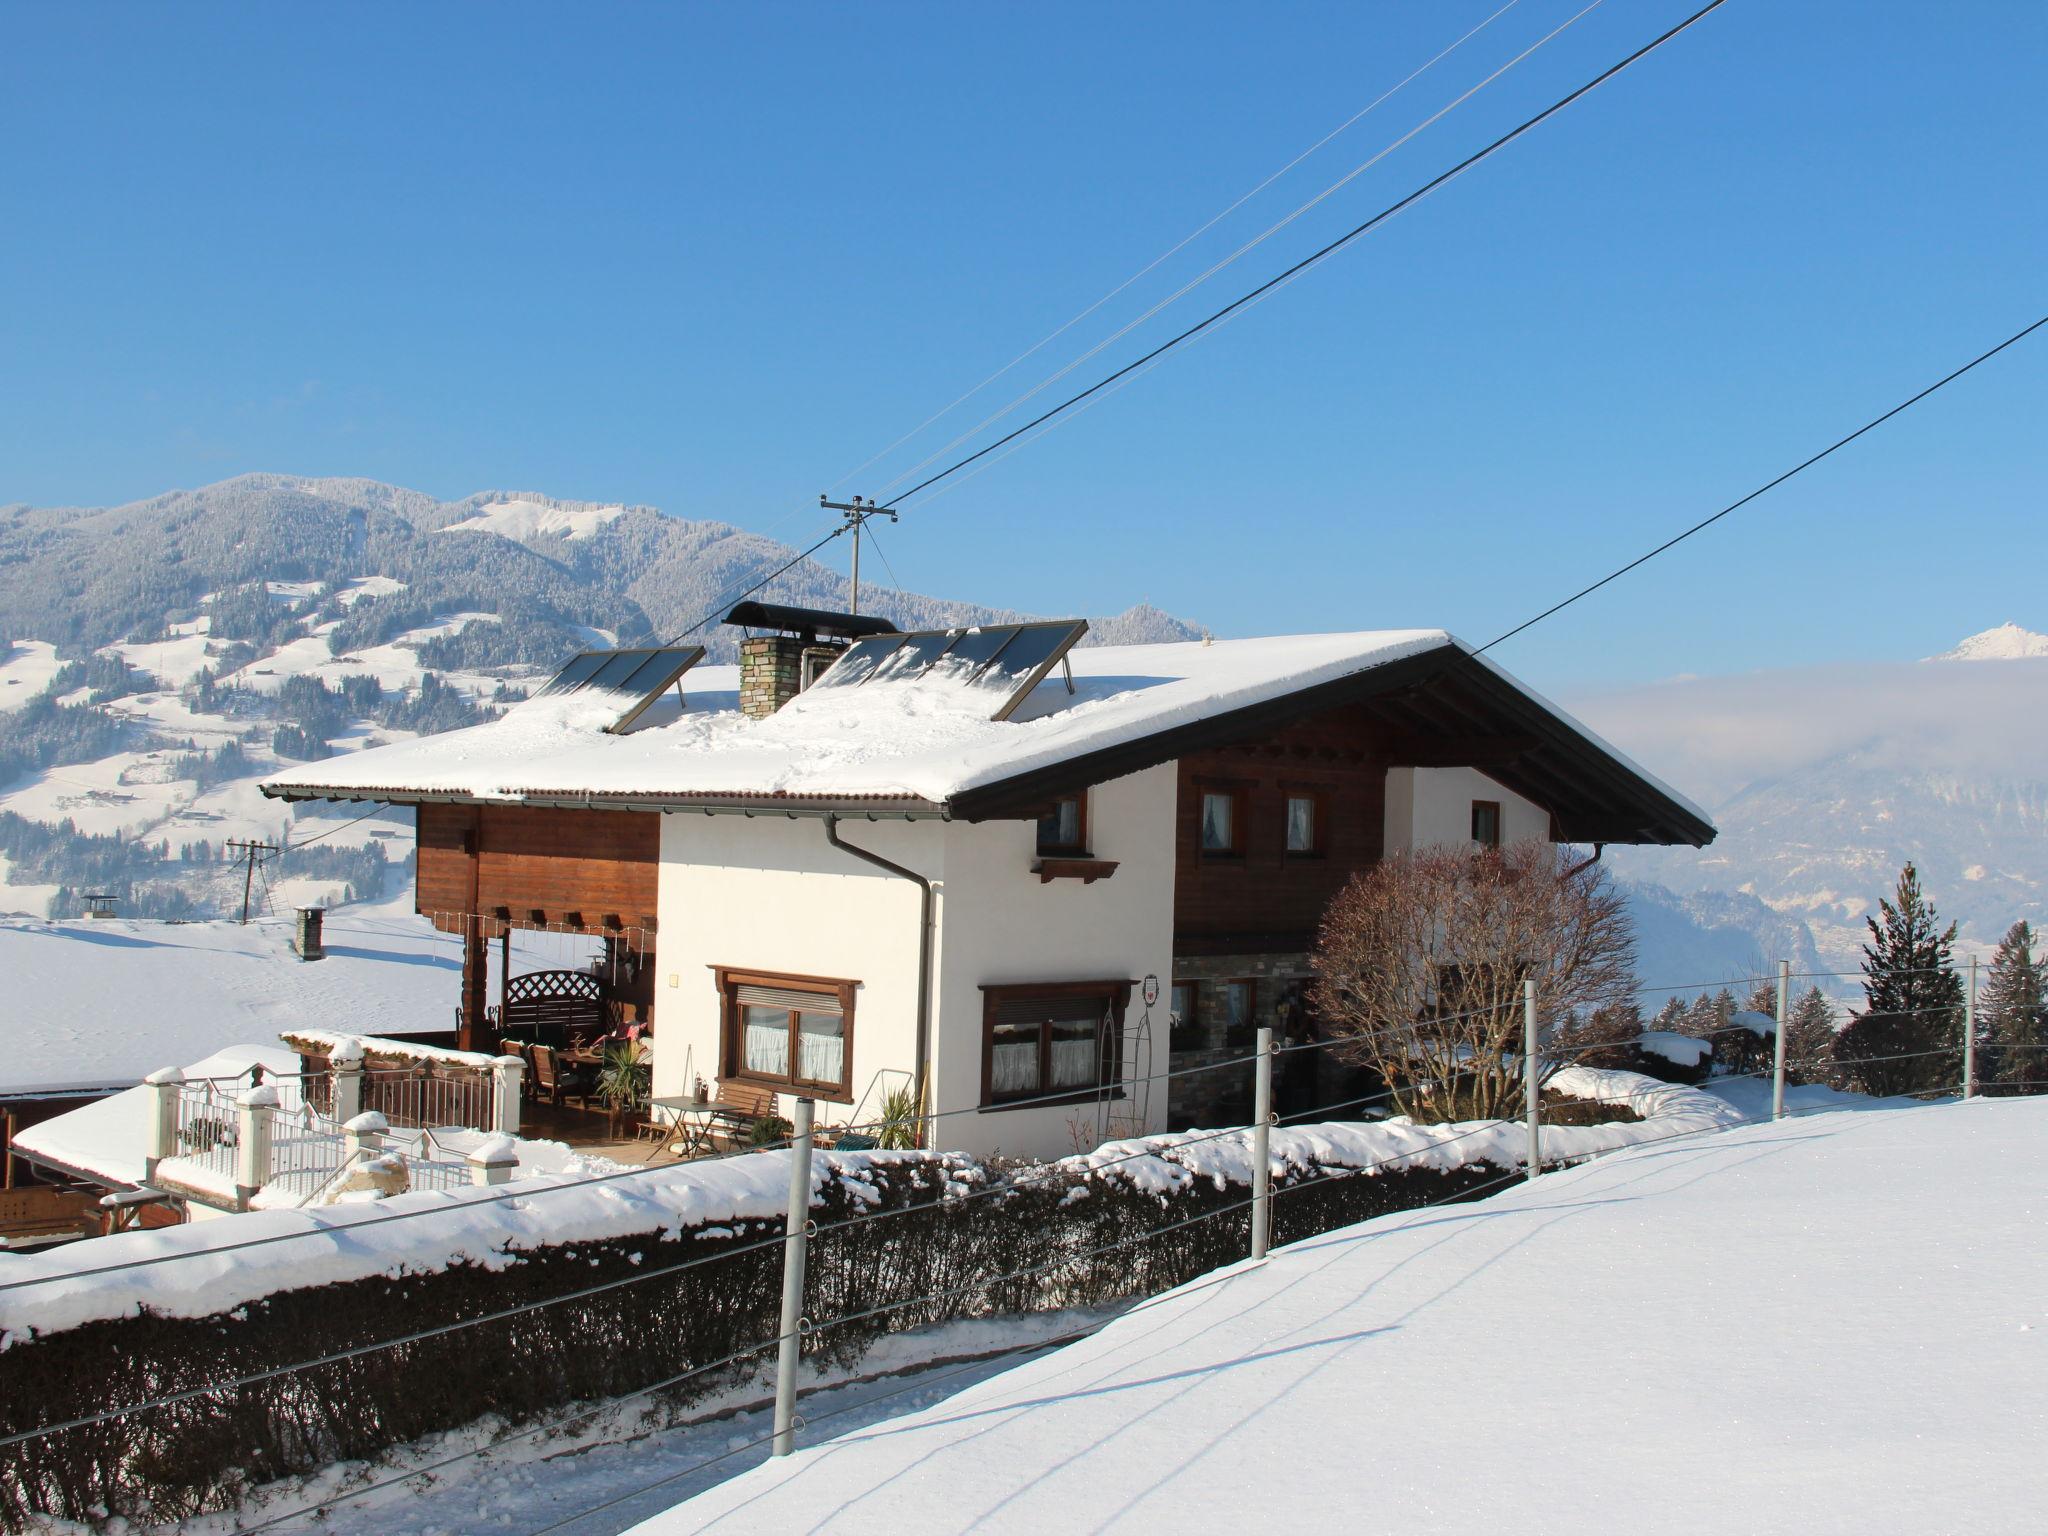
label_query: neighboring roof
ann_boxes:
[12,1045,296,1190]
[262,631,1714,845]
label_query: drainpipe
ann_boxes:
[823,814,933,1130]
[1561,842,1606,881]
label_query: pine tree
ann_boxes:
[1649,996,1687,1033]
[1981,920,2048,1096]
[1783,986,1838,1086]
[1837,863,1963,1095]
[1744,979,1779,1018]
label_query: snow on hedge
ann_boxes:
[1635,1030,1714,1067]
[0,1148,975,1351]
[0,1069,1726,1351]
[1057,1066,1743,1198]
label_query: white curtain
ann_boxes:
[797,1013,844,1084]
[1049,1037,1095,1089]
[991,1040,1038,1095]
[743,1008,789,1076]
[1286,796,1314,851]
[1201,793,1232,850]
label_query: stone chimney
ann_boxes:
[739,635,805,719]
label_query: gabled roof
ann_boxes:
[261,631,1714,846]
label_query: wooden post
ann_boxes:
[459,915,488,1054]
[2,1111,13,1190]
[499,926,511,1027]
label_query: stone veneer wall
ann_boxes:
[738,635,805,719]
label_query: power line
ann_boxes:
[871,0,1609,503]
[662,523,850,645]
[829,0,1535,495]
[1478,312,2048,654]
[876,0,1734,512]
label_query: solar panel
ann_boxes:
[532,645,705,733]
[802,619,1087,721]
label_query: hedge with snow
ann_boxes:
[0,1068,1734,1530]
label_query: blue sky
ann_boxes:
[2,1,2042,690]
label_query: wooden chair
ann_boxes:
[712,1081,777,1148]
[531,1044,596,1108]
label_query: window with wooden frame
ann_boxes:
[1282,786,1327,856]
[1035,792,1089,856]
[980,979,1132,1108]
[714,968,856,1102]
[1471,800,1503,849]
[1197,782,1247,857]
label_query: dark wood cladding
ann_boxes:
[1173,704,1389,953]
[415,803,660,944]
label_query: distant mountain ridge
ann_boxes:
[0,473,1203,662]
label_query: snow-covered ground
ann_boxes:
[638,1095,2048,1536]
[0,638,61,709]
[0,888,602,1094]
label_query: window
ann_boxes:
[980,980,1132,1107]
[1284,792,1322,855]
[1036,793,1088,856]
[1223,979,1257,1031]
[1170,982,1197,1030]
[1471,800,1503,849]
[1199,788,1243,855]
[715,969,856,1101]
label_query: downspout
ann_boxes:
[823,814,934,1133]
[1562,842,1605,881]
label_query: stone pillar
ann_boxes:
[739,635,806,718]
[467,1133,521,1187]
[344,1110,388,1162]
[144,1067,184,1182]
[491,1054,526,1136]
[234,1083,280,1210]
[331,1036,366,1124]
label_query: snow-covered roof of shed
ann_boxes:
[260,631,1713,842]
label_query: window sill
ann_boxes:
[1034,858,1119,885]
[979,1088,1127,1114]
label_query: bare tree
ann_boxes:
[1311,842,1637,1121]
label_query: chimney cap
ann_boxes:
[723,601,900,644]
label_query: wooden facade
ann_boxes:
[1172,702,1391,956]
[415,803,661,1049]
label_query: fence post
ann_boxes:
[1250,1025,1274,1262]
[772,1097,816,1458]
[234,1084,279,1210]
[491,1054,526,1136]
[332,1038,365,1125]
[144,1067,183,1182]
[1524,979,1540,1180]
[344,1111,388,1161]
[1772,959,1790,1121]
[467,1133,521,1187]
[1964,955,1978,1100]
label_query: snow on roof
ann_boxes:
[12,1044,297,1189]
[261,630,1479,808]
[642,1095,2040,1535]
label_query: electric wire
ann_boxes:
[875,0,1733,512]
[1478,312,2048,653]
[825,0,1530,493]
[869,0,1608,501]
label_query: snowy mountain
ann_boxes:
[0,475,1201,920]
[1578,630,2048,986]
[1925,621,2048,662]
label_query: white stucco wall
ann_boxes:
[1383,766,1551,853]
[928,762,1177,1160]
[652,760,1178,1162]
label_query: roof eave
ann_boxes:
[261,782,951,821]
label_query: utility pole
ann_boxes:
[224,838,278,925]
[819,495,897,616]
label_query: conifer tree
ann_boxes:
[1650,996,1687,1033]
[1837,863,1963,1095]
[1783,986,1838,1086]
[1981,920,2048,1096]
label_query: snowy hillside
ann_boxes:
[647,1095,2048,1535]
[0,474,1199,920]
[1576,630,2048,978]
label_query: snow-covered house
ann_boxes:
[260,610,1713,1158]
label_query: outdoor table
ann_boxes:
[646,1097,765,1158]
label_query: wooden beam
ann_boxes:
[1380,734,1540,768]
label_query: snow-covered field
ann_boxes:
[637,1094,2048,1536]
[0,889,602,1093]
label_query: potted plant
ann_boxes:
[595,1040,651,1136]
